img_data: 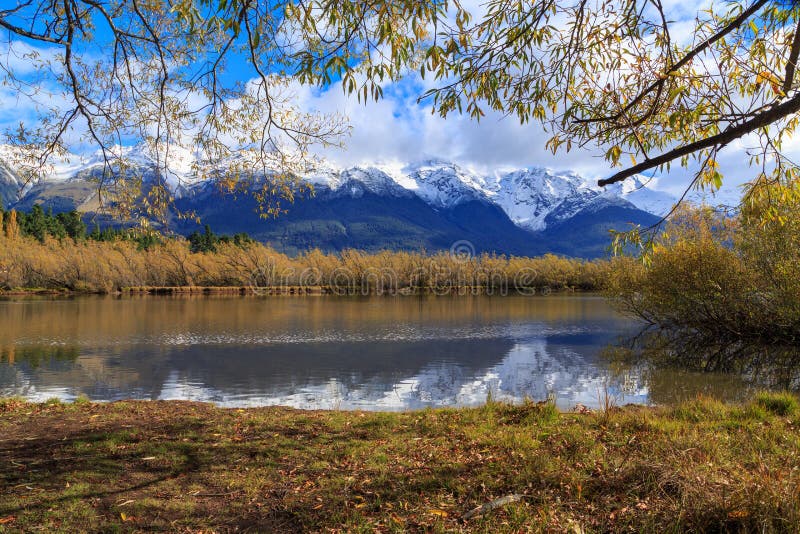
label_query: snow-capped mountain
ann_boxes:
[2,142,743,257]
[0,159,20,207]
[327,167,414,199]
[394,160,491,208]
[490,168,600,230]
[0,142,686,223]
[299,161,680,227]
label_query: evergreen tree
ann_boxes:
[232,233,254,248]
[57,211,87,241]
[89,223,102,241]
[100,227,117,241]
[188,225,218,253]
[24,205,48,243]
[45,208,67,240]
[136,233,161,251]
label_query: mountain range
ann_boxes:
[0,145,737,258]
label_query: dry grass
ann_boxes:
[0,233,615,295]
[1,395,799,532]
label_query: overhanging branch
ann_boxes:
[598,91,800,186]
[577,0,768,126]
[783,19,800,94]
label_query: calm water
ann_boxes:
[0,295,759,410]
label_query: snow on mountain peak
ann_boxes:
[600,174,677,217]
[398,160,489,208]
[0,142,208,190]
[335,167,411,197]
[0,142,690,231]
[488,167,594,231]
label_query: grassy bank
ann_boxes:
[1,396,799,532]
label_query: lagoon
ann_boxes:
[0,294,759,409]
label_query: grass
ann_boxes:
[1,395,799,532]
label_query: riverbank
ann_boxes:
[0,285,582,297]
[1,395,799,532]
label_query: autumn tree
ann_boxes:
[4,210,18,241]
[415,2,800,202]
[0,0,446,217]
[306,0,800,237]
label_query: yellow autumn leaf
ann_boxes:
[756,70,782,94]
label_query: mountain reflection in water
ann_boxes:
[0,294,777,409]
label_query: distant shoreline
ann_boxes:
[0,285,586,297]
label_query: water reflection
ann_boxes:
[0,295,788,410]
[603,329,800,405]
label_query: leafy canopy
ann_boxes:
[416,1,800,197]
[0,0,448,218]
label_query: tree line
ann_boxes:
[0,207,257,253]
[0,208,614,294]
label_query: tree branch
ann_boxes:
[783,18,800,94]
[577,0,768,125]
[0,17,63,44]
[598,91,800,186]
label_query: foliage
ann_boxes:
[0,207,124,245]
[188,225,219,254]
[8,2,800,226]
[3,209,19,240]
[2,206,86,243]
[0,222,615,294]
[607,204,800,344]
[0,0,453,218]
[188,225,253,254]
[418,1,800,201]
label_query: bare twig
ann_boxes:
[461,494,524,521]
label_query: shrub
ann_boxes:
[0,223,612,293]
[607,204,800,345]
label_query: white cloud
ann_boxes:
[295,76,609,174]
